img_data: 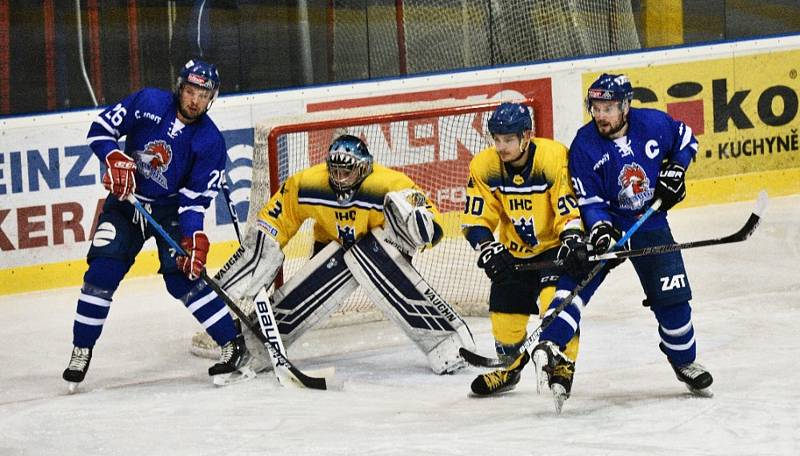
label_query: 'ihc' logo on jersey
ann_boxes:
[136,140,173,189]
[617,163,654,210]
[511,216,538,247]
[660,274,687,291]
[336,224,356,248]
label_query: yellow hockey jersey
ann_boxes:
[256,162,442,248]
[461,137,582,258]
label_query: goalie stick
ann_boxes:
[128,197,335,390]
[460,200,661,369]
[514,191,768,272]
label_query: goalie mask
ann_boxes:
[326,134,373,201]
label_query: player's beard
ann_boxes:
[595,114,628,138]
[178,104,202,123]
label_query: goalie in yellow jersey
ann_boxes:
[215,134,475,375]
[462,102,597,407]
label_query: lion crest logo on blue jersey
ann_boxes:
[136,140,173,189]
[617,163,654,210]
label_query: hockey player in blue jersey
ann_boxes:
[532,73,713,408]
[62,60,252,391]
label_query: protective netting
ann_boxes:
[330,0,640,79]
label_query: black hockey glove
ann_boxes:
[588,221,628,270]
[477,241,515,283]
[557,229,591,277]
[654,160,686,211]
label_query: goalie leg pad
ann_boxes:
[214,227,285,304]
[271,241,358,348]
[343,228,475,374]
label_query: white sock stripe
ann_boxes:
[75,314,106,326]
[553,290,585,310]
[187,290,217,313]
[660,320,693,337]
[558,311,578,331]
[201,306,229,329]
[79,293,112,307]
[661,335,696,351]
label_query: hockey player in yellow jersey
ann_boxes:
[462,102,591,403]
[256,143,439,251]
[216,134,475,375]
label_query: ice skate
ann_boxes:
[671,361,713,397]
[532,341,575,414]
[209,334,255,386]
[63,346,92,393]
[470,351,529,396]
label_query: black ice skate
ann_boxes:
[63,346,92,393]
[671,361,714,397]
[209,334,255,386]
[532,341,575,414]
[470,351,530,396]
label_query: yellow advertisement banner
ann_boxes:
[584,49,800,180]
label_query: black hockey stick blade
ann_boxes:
[515,191,768,272]
[459,347,507,368]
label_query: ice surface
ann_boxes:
[1,195,798,455]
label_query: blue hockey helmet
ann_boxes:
[587,73,633,109]
[487,102,532,136]
[327,134,374,196]
[177,59,220,100]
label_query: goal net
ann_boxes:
[191,98,534,358]
[328,0,640,79]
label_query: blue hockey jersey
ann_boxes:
[86,88,226,237]
[569,107,698,232]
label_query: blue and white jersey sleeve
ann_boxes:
[177,132,227,237]
[86,91,141,161]
[665,115,698,169]
[568,140,611,229]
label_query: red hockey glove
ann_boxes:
[102,150,137,200]
[176,231,210,280]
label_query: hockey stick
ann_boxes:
[217,178,340,389]
[515,191,768,272]
[128,197,334,390]
[460,200,661,369]
[220,174,243,242]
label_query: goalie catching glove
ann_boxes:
[382,189,437,256]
